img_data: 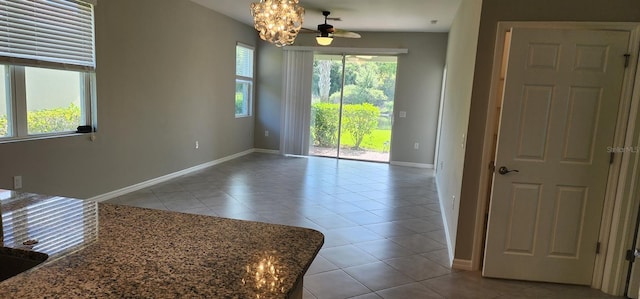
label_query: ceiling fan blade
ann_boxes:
[299,28,320,34]
[333,29,361,39]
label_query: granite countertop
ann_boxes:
[0,190,324,298]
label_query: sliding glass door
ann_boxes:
[309,54,343,158]
[309,54,398,162]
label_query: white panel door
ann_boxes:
[483,28,629,284]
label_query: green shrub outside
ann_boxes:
[0,103,81,136]
[342,103,380,150]
[0,114,6,136]
[311,102,381,150]
[311,102,340,147]
[235,92,244,115]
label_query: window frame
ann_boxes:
[0,0,97,142]
[0,65,96,142]
[235,43,255,118]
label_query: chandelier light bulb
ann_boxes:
[251,0,304,47]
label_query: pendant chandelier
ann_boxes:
[250,0,305,47]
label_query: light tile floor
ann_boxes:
[106,153,624,299]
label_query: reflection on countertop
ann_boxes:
[0,190,323,299]
[0,189,98,258]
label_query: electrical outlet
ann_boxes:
[265,130,269,137]
[195,141,199,149]
[414,142,419,150]
[13,175,22,189]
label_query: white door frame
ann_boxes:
[474,21,640,295]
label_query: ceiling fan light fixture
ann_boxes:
[250,0,304,47]
[316,36,333,46]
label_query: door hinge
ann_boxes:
[625,54,631,68]
[627,249,636,261]
[596,242,601,254]
[610,152,615,165]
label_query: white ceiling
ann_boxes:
[190,0,462,33]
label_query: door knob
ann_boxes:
[498,166,519,175]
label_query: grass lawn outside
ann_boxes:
[340,129,391,152]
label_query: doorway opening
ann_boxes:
[309,54,398,163]
[479,29,512,271]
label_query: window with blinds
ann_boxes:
[0,0,97,141]
[235,43,254,117]
[0,0,95,70]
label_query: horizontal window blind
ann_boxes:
[236,44,254,78]
[0,0,95,70]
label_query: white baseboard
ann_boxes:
[436,179,455,268]
[452,258,474,271]
[88,149,255,202]
[253,148,280,155]
[390,161,434,169]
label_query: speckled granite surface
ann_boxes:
[0,192,324,298]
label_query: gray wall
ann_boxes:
[0,0,257,198]
[254,32,449,165]
[456,0,640,261]
[435,0,482,258]
[254,40,283,151]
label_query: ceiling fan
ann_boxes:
[301,11,361,46]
